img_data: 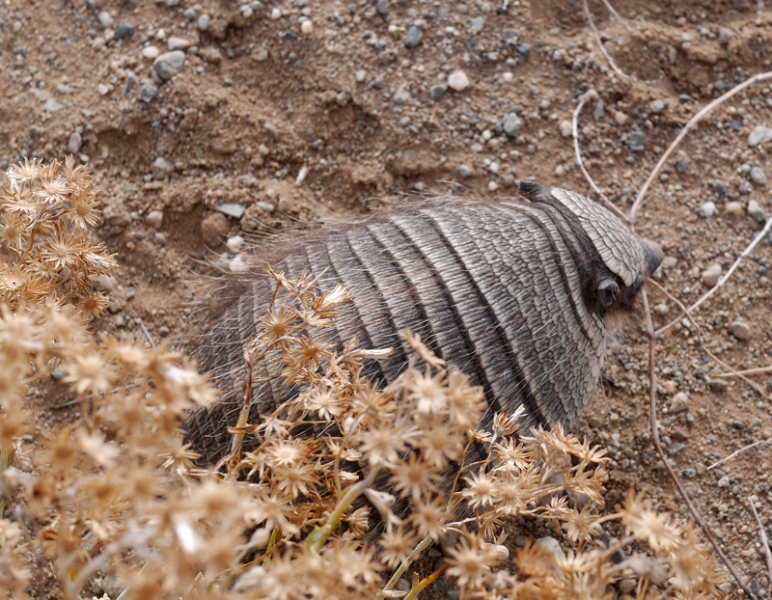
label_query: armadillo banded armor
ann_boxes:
[187,182,661,463]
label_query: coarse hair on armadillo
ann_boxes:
[185,181,662,464]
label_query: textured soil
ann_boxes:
[2,0,772,596]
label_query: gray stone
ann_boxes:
[98,11,114,27]
[470,16,484,33]
[197,14,210,30]
[629,131,645,151]
[404,26,423,49]
[167,37,191,51]
[651,99,665,114]
[152,157,174,174]
[124,72,139,96]
[67,131,83,154]
[748,125,772,147]
[216,203,247,219]
[750,166,767,185]
[730,320,750,340]
[701,264,722,287]
[675,150,690,173]
[140,83,159,103]
[559,119,572,138]
[457,164,472,178]
[375,0,390,16]
[429,84,447,101]
[669,392,689,413]
[114,22,135,40]
[503,113,521,137]
[152,50,186,81]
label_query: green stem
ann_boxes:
[383,535,433,591]
[303,479,368,552]
[262,528,279,568]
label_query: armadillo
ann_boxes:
[185,181,662,462]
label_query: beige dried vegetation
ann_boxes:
[0,159,726,599]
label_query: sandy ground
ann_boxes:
[2,0,772,596]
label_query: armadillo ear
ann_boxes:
[549,187,645,288]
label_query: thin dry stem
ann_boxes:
[749,497,772,586]
[708,441,772,471]
[630,70,772,224]
[656,217,772,335]
[640,289,755,598]
[572,88,628,222]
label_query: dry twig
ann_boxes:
[708,441,772,471]
[749,497,772,586]
[656,217,772,335]
[572,88,628,221]
[630,70,772,224]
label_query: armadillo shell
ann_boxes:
[186,199,613,464]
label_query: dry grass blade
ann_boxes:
[749,497,772,586]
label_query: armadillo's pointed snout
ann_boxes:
[640,239,663,279]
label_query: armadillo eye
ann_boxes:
[597,278,620,308]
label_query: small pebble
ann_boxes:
[559,120,572,138]
[675,150,690,173]
[470,16,485,33]
[750,166,767,185]
[698,201,716,218]
[152,156,174,174]
[376,0,390,16]
[748,125,772,147]
[651,99,665,114]
[140,82,159,102]
[614,111,628,126]
[197,14,211,30]
[271,8,281,19]
[701,264,722,287]
[629,131,644,151]
[216,203,246,220]
[168,37,191,51]
[404,26,423,49]
[114,22,135,40]
[98,11,114,27]
[142,45,160,59]
[730,320,751,340]
[457,164,472,178]
[447,70,470,91]
[429,84,447,101]
[725,201,743,216]
[301,19,313,35]
[672,426,689,442]
[153,50,186,80]
[145,210,164,229]
[97,83,110,96]
[669,392,689,414]
[67,132,83,154]
[747,199,766,223]
[503,113,521,137]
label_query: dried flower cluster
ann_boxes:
[0,159,725,600]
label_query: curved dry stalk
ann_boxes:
[749,497,772,585]
[655,217,772,335]
[600,0,634,32]
[640,288,756,598]
[708,441,772,471]
[572,88,628,222]
[630,70,772,224]
[583,0,633,81]
[383,535,434,592]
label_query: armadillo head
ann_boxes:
[519,181,663,313]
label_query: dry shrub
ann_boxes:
[0,159,726,599]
